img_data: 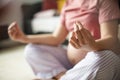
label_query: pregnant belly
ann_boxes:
[67,43,87,65]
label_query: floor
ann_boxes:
[0,44,35,80]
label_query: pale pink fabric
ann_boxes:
[60,0,120,39]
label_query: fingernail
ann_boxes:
[74,23,78,32]
[76,22,83,29]
[11,22,16,26]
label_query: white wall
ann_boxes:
[0,0,42,28]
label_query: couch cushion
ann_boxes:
[42,0,57,10]
[31,16,60,33]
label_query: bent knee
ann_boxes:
[94,50,119,61]
[84,50,120,67]
[24,44,45,59]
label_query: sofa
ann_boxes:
[22,0,65,34]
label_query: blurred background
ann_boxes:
[0,0,120,80]
[0,0,65,80]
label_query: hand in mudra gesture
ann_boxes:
[8,22,27,43]
[69,22,99,52]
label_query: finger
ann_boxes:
[8,22,21,33]
[75,21,95,45]
[80,28,94,44]
[75,21,92,43]
[70,40,78,48]
[69,40,80,49]
[70,32,80,48]
[8,27,15,35]
[14,22,21,31]
[74,23,84,45]
[8,28,17,36]
[74,23,79,31]
[8,30,13,37]
[8,22,16,30]
[70,38,80,48]
[79,28,88,44]
[84,29,93,39]
[8,27,17,39]
[74,23,83,39]
[85,29,95,45]
[75,21,83,30]
[8,30,16,40]
[9,26,16,33]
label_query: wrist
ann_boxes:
[20,35,29,43]
[91,43,105,52]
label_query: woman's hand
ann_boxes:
[8,22,27,43]
[69,22,99,52]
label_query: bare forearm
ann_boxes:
[23,34,62,46]
[95,36,120,54]
[95,20,120,54]
[8,22,68,46]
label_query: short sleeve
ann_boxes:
[60,1,68,27]
[60,8,65,27]
[99,0,120,23]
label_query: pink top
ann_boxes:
[60,0,120,39]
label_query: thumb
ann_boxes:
[13,22,21,31]
[75,21,83,30]
[8,22,16,30]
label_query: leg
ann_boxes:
[24,44,72,79]
[60,50,120,80]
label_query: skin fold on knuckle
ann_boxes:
[70,39,80,48]
[70,40,76,48]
